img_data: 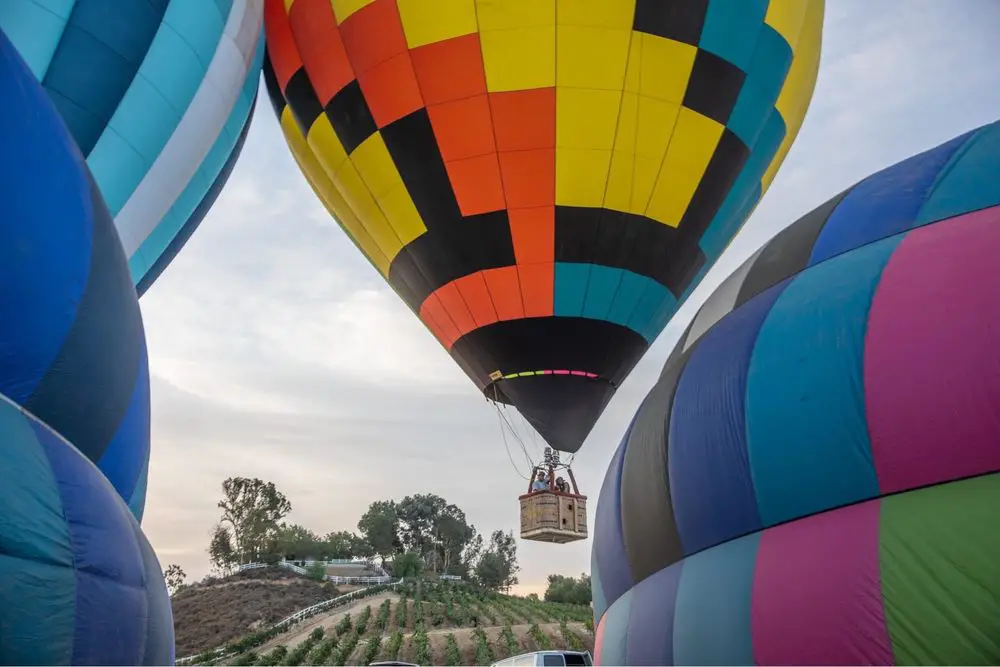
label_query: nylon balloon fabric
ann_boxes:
[591,120,1000,665]
[0,27,150,518]
[0,0,264,295]
[0,394,174,666]
[263,0,823,452]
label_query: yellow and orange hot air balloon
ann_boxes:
[263,0,823,453]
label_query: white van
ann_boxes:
[492,650,594,667]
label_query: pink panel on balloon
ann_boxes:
[751,499,893,665]
[594,613,607,665]
[865,205,1000,494]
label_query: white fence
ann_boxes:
[236,559,392,584]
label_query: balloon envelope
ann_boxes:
[0,26,150,517]
[592,120,1000,665]
[263,0,822,452]
[0,393,174,666]
[0,0,264,294]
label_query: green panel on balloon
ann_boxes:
[879,473,1000,665]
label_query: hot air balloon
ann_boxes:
[591,120,1000,665]
[0,0,264,294]
[0,26,150,518]
[263,0,821,540]
[0,393,174,666]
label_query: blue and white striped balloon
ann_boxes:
[0,0,264,294]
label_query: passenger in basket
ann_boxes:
[531,470,550,492]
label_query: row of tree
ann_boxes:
[206,477,519,592]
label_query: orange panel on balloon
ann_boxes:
[446,154,505,216]
[517,262,555,318]
[499,149,555,209]
[410,33,487,106]
[339,0,407,76]
[427,95,495,161]
[436,281,476,338]
[509,206,554,265]
[483,266,526,321]
[264,0,300,87]
[490,88,555,152]
[455,272,499,329]
[419,293,461,348]
[358,52,422,128]
[288,0,353,105]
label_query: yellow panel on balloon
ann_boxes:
[351,133,404,201]
[334,158,403,262]
[556,0,635,29]
[378,184,427,249]
[634,33,697,104]
[556,149,613,208]
[646,108,723,228]
[279,109,390,275]
[479,25,556,91]
[475,0,554,30]
[556,25,630,90]
[556,87,621,151]
[331,0,375,24]
[396,0,478,49]
[305,115,349,179]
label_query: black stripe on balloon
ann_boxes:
[735,188,853,307]
[387,209,516,311]
[262,53,287,118]
[324,80,377,154]
[381,108,463,229]
[26,170,144,466]
[284,67,323,134]
[554,206,707,299]
[683,49,747,126]
[620,341,698,580]
[632,0,708,46]
[452,317,650,452]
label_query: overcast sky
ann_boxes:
[139,0,1000,594]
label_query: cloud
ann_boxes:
[138,1,1000,592]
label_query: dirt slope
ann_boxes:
[172,568,340,656]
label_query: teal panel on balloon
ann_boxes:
[699,0,768,71]
[606,271,650,330]
[916,122,1000,224]
[672,532,759,666]
[582,265,624,321]
[0,0,73,77]
[555,263,591,317]
[0,556,76,665]
[746,238,900,527]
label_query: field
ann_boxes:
[190,580,594,666]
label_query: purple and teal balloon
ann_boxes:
[592,119,1000,665]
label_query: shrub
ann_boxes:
[259,645,288,666]
[334,613,352,637]
[529,623,551,650]
[362,635,382,666]
[384,631,404,661]
[307,636,337,665]
[374,599,391,631]
[411,630,431,666]
[230,651,256,666]
[500,624,519,656]
[443,634,461,666]
[472,628,494,666]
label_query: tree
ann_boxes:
[323,530,373,560]
[209,524,238,575]
[305,562,327,581]
[474,530,519,592]
[217,477,292,564]
[396,494,447,563]
[435,504,476,576]
[275,523,323,561]
[163,564,187,596]
[544,574,592,605]
[390,551,424,578]
[358,500,402,562]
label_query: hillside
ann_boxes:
[172,567,342,656]
[182,579,594,666]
